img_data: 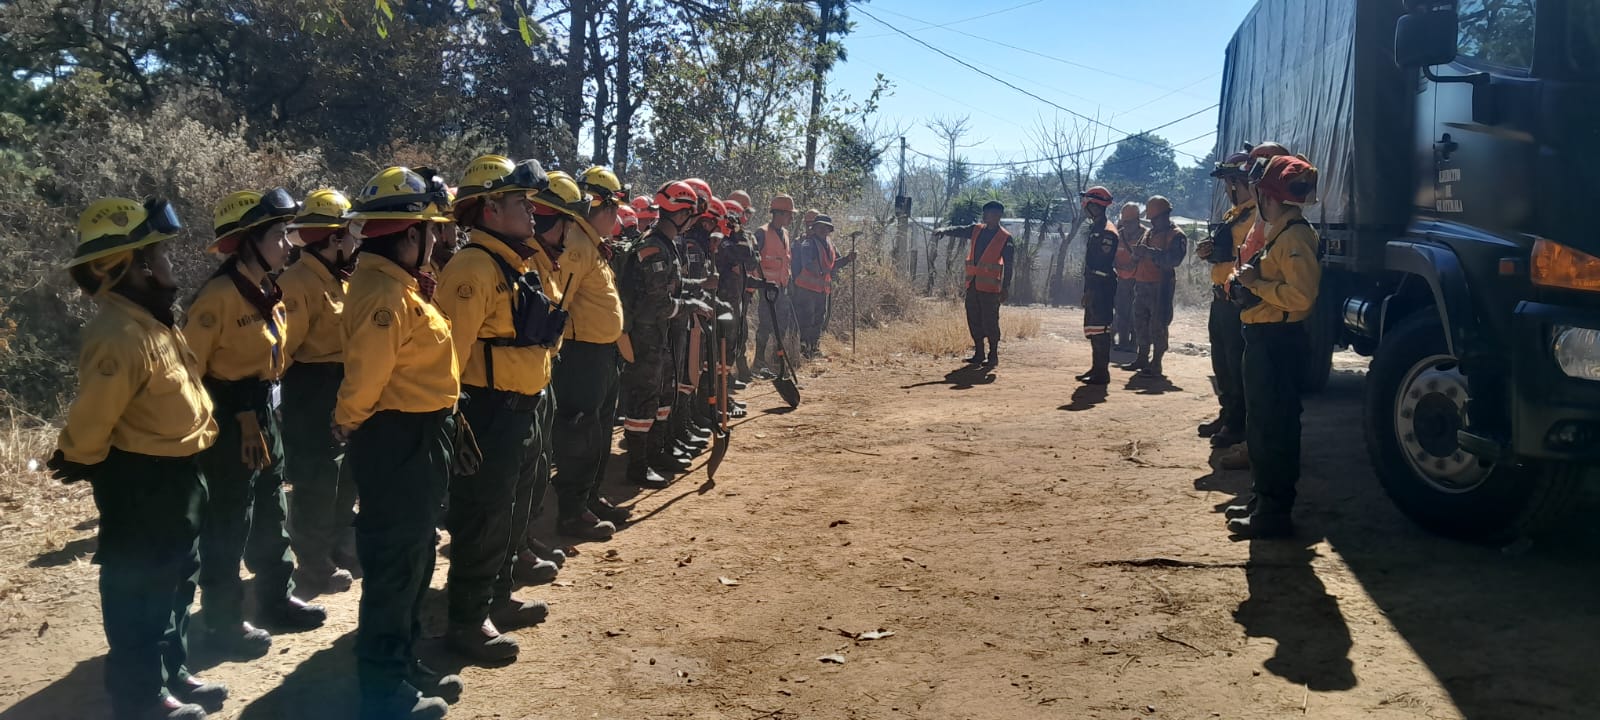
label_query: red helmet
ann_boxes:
[655,180,699,213]
[1080,186,1113,208]
[1251,155,1319,205]
[702,197,725,220]
[616,204,638,228]
[630,195,651,212]
[684,177,712,201]
[722,199,745,219]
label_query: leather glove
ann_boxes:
[46,449,97,484]
[1196,239,1215,260]
[237,411,272,470]
[452,413,484,477]
[1237,264,1262,285]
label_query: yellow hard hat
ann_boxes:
[579,166,626,207]
[347,166,453,224]
[209,188,300,255]
[527,170,589,220]
[452,155,550,215]
[68,197,182,268]
[288,189,352,229]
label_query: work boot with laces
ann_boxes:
[169,673,227,712]
[445,619,519,662]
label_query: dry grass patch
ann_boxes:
[833,299,1043,361]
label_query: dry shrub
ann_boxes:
[838,299,1042,360]
[0,407,56,482]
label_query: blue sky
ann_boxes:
[834,0,1259,172]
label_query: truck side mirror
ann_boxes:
[1394,0,1459,67]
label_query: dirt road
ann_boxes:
[3,305,1598,720]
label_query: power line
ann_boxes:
[858,0,1045,40]
[904,105,1217,169]
[905,129,1218,175]
[855,6,1209,163]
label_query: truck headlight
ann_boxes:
[1553,326,1600,381]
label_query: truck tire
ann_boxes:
[1363,309,1580,542]
[1300,293,1336,395]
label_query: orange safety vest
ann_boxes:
[1133,225,1180,283]
[793,236,838,294]
[748,225,790,287]
[964,224,1010,294]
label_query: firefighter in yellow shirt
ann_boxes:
[1197,152,1256,451]
[336,166,462,720]
[434,156,573,662]
[546,166,630,541]
[279,189,361,596]
[1225,154,1322,539]
[184,188,325,658]
[51,198,228,720]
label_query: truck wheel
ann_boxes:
[1300,294,1335,395]
[1363,309,1580,542]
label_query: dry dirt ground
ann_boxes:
[3,305,1600,720]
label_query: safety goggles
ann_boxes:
[73,198,183,260]
[484,160,550,195]
[1245,156,1272,185]
[363,167,454,214]
[236,187,301,230]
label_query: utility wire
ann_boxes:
[905,105,1217,169]
[855,6,1210,163]
[858,0,1046,40]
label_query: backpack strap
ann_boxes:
[463,242,519,392]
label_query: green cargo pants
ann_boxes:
[281,362,357,579]
[501,389,553,599]
[197,380,296,628]
[1243,322,1309,515]
[551,341,621,521]
[350,409,453,699]
[446,386,536,626]
[91,449,205,716]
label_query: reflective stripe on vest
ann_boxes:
[794,237,838,294]
[964,224,1010,294]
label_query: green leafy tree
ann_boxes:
[1096,132,1179,206]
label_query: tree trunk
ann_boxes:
[612,0,633,175]
[587,11,609,165]
[498,29,536,158]
[564,0,589,163]
[803,0,832,189]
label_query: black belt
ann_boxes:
[1242,320,1304,335]
[463,384,542,412]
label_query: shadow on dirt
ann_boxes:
[236,631,359,719]
[1059,385,1109,412]
[0,657,107,720]
[1286,371,1600,717]
[29,537,97,568]
[900,365,996,390]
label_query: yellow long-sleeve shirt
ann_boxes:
[335,254,460,428]
[435,230,562,395]
[1211,200,1256,286]
[58,293,218,464]
[279,254,346,364]
[553,220,624,344]
[1241,210,1322,325]
[184,271,288,381]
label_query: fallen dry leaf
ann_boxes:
[817,653,847,664]
[857,629,895,641]
[718,576,741,586]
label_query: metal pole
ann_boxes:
[850,232,858,356]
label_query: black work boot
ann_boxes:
[1227,510,1293,539]
[589,498,632,524]
[1139,351,1166,378]
[964,344,985,365]
[203,622,271,659]
[626,431,670,489]
[169,673,228,712]
[1210,425,1246,448]
[445,619,519,662]
[360,682,448,720]
[489,595,550,631]
[512,551,559,585]
[258,595,327,631]
[1080,335,1111,385]
[1198,416,1227,438]
[410,660,463,704]
[120,692,208,720]
[557,511,617,541]
[1223,496,1258,519]
[1122,346,1149,372]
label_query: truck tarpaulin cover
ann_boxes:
[1215,0,1411,235]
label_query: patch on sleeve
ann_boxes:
[456,283,474,299]
[638,246,661,260]
[651,260,667,272]
[283,297,300,313]
[196,312,217,329]
[372,308,395,327]
[96,356,119,376]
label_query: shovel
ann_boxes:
[752,259,801,408]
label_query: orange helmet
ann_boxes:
[655,180,699,213]
[617,204,638,228]
[1251,155,1319,205]
[1080,186,1113,208]
[684,177,712,201]
[702,196,725,220]
[631,195,652,213]
[1247,141,1291,160]
[722,199,745,220]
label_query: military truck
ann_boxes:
[1216,0,1600,540]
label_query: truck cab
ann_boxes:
[1352,0,1600,539]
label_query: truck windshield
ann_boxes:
[1566,2,1600,73]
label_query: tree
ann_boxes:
[1029,115,1112,305]
[1096,132,1179,206]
